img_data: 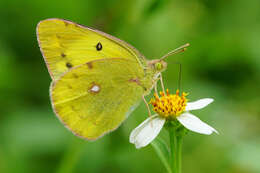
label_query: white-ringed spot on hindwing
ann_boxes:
[96,42,102,51]
[88,82,101,94]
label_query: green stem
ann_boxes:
[56,138,85,173]
[168,125,183,173]
[176,135,183,173]
[169,127,177,173]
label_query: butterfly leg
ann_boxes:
[159,73,166,94]
[142,96,154,127]
[154,81,158,95]
[142,95,152,117]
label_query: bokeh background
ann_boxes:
[1,0,260,172]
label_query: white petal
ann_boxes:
[185,98,214,111]
[177,112,218,135]
[130,115,165,149]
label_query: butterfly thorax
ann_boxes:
[140,59,167,95]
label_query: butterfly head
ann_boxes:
[148,59,168,73]
[154,60,167,72]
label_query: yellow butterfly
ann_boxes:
[36,18,189,140]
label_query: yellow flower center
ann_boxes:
[150,89,188,119]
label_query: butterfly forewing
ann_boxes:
[37,18,146,80]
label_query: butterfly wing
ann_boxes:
[51,58,145,140]
[37,18,146,80]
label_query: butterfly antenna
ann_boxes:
[172,62,182,95]
[160,43,190,61]
[178,63,182,95]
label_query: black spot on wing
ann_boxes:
[96,42,102,51]
[56,34,61,39]
[66,62,73,68]
[72,73,78,78]
[61,53,66,57]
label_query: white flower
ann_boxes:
[130,97,218,149]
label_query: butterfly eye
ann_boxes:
[155,62,163,71]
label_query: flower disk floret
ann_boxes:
[150,89,188,119]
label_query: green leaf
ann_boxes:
[151,137,172,173]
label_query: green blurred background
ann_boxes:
[0,0,260,172]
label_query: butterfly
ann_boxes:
[36,18,189,140]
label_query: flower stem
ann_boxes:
[56,138,84,173]
[169,127,177,173]
[176,135,183,173]
[168,125,183,173]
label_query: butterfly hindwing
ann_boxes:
[37,18,146,80]
[51,58,145,140]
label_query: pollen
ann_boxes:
[150,89,188,119]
